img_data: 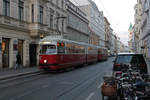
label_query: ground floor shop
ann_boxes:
[0,28,40,69]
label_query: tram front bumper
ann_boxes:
[39,64,58,70]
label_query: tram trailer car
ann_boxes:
[86,44,98,64]
[39,37,99,71]
[97,47,108,61]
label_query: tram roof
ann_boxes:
[39,36,106,48]
[39,36,86,45]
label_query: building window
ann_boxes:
[39,6,43,24]
[56,18,59,30]
[18,0,24,21]
[62,20,64,32]
[50,14,53,29]
[3,0,10,16]
[61,0,64,9]
[56,13,60,30]
[31,4,34,22]
[56,0,59,7]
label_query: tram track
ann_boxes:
[0,71,46,89]
[52,62,111,100]
[0,69,76,89]
[4,67,104,100]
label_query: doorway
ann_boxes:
[2,38,9,68]
[18,40,23,65]
[29,44,37,66]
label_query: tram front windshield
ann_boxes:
[40,45,56,54]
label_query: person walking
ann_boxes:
[15,52,21,69]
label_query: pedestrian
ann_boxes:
[15,52,21,69]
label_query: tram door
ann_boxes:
[29,44,37,66]
[18,40,23,65]
[2,38,9,68]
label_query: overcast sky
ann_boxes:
[70,0,137,46]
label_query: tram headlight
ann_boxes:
[44,59,47,63]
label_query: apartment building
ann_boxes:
[132,0,142,53]
[78,0,105,47]
[0,0,67,68]
[140,0,150,59]
[104,17,112,51]
[66,0,89,43]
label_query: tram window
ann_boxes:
[82,48,85,53]
[98,49,102,54]
[40,45,56,54]
[88,47,93,54]
[88,47,97,54]
[58,46,65,54]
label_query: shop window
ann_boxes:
[0,42,2,53]
[2,41,5,53]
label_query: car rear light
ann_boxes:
[114,64,121,67]
[113,64,121,71]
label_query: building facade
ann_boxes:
[139,0,150,59]
[66,0,89,43]
[88,27,99,46]
[78,0,105,47]
[110,33,118,55]
[133,0,142,53]
[104,17,112,52]
[0,0,67,68]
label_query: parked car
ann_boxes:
[113,53,148,74]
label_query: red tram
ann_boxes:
[39,36,107,70]
[97,47,108,61]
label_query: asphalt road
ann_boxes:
[0,57,115,100]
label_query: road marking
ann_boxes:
[86,92,95,100]
[59,81,75,85]
[97,83,102,89]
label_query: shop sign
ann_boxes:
[13,40,18,51]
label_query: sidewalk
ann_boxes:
[0,66,40,80]
[146,59,150,74]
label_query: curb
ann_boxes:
[0,70,41,81]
